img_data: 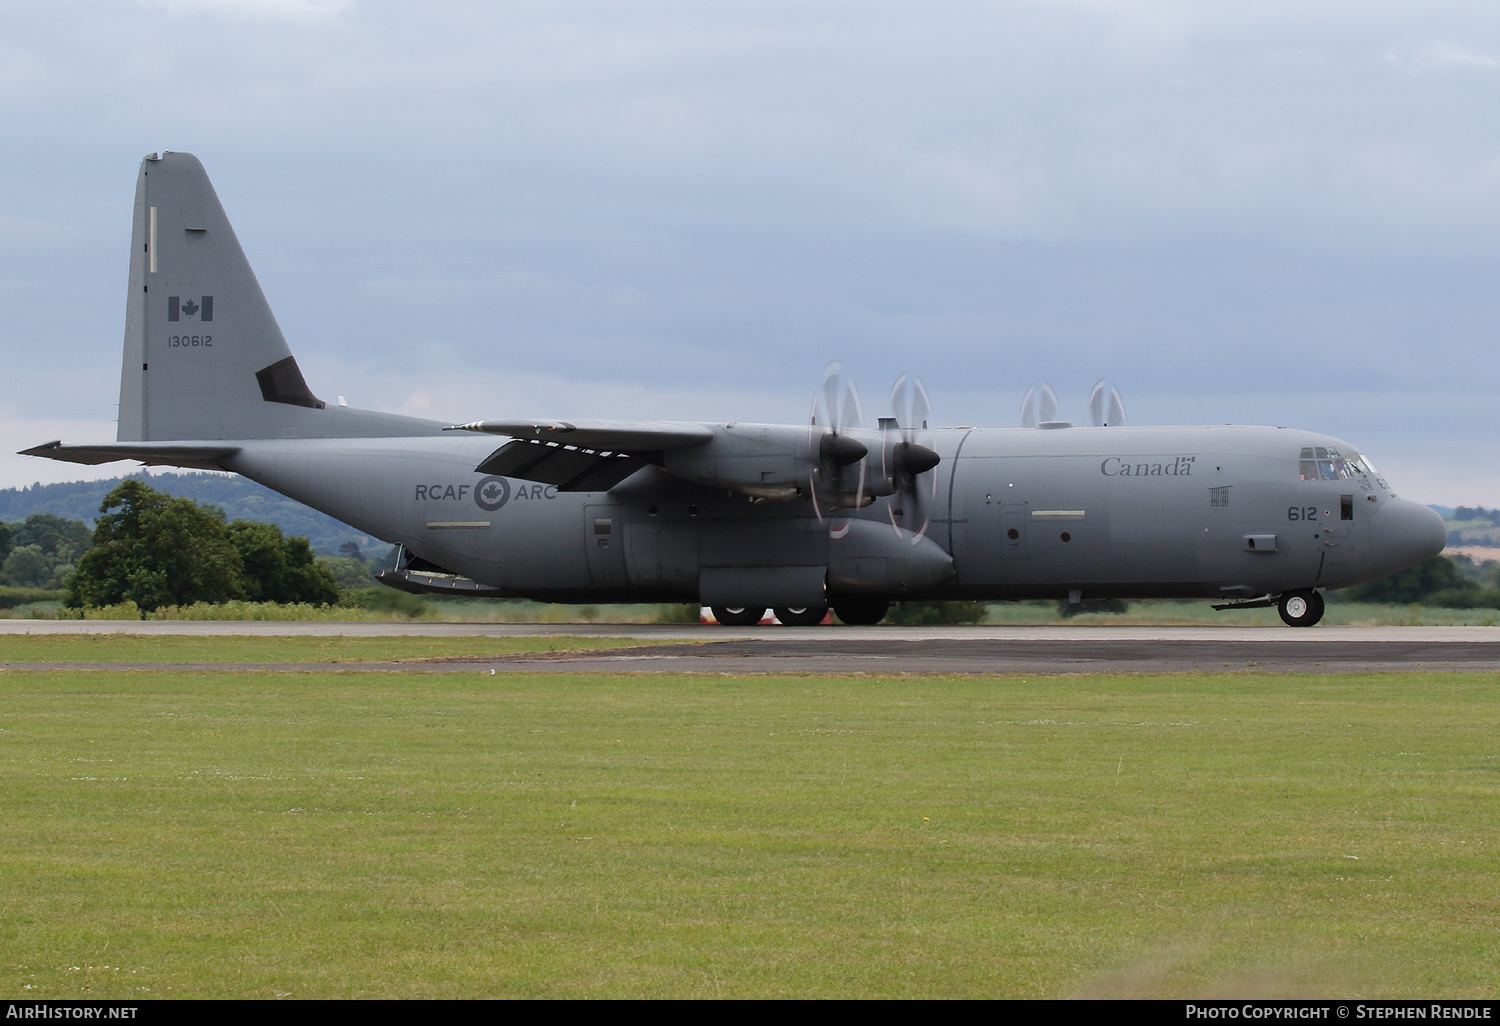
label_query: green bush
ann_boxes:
[339,586,429,618]
[318,555,378,593]
[655,603,701,623]
[1339,556,1500,609]
[150,601,349,621]
[0,585,66,610]
[1057,598,1129,618]
[83,601,143,620]
[0,513,92,589]
[885,601,987,625]
[228,521,339,605]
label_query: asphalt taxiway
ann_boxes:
[3,622,1499,673]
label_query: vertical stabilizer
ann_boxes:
[118,151,322,441]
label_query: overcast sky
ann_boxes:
[3,0,1499,505]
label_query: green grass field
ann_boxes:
[1,664,1495,999]
[0,633,660,665]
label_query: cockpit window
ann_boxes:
[1299,446,1361,481]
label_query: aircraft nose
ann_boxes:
[1369,498,1447,574]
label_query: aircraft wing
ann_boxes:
[445,419,715,451]
[447,419,717,492]
[19,440,241,471]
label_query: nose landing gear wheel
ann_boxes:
[774,606,828,626]
[710,606,766,627]
[1278,589,1325,627]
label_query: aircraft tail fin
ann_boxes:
[117,151,435,442]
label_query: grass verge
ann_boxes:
[0,634,665,664]
[0,669,1495,998]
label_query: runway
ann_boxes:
[4,621,1500,673]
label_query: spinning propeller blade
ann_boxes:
[1088,379,1127,427]
[1022,381,1060,427]
[886,373,940,543]
[808,362,868,523]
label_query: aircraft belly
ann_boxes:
[618,502,952,602]
[623,512,854,599]
[1195,480,1326,595]
[1312,503,1373,588]
[700,518,827,567]
[624,521,700,592]
[583,501,628,586]
[945,448,1341,599]
[488,492,589,591]
[225,439,608,592]
[1106,487,1201,585]
[951,455,1116,595]
[625,521,663,585]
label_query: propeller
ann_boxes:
[808,362,869,522]
[884,374,941,543]
[1087,379,1127,427]
[1020,381,1059,428]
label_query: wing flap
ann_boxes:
[476,439,647,491]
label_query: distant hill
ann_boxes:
[1441,505,1500,555]
[0,472,383,557]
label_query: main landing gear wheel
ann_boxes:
[832,599,891,626]
[1278,589,1325,628]
[774,606,828,626]
[711,606,766,627]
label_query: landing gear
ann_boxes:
[711,606,766,627]
[710,602,883,626]
[774,606,828,626]
[832,599,890,626]
[1277,589,1325,628]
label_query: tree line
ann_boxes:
[1337,554,1500,608]
[0,480,368,612]
[0,471,376,555]
[66,480,340,610]
[0,513,92,590]
[1452,506,1500,525]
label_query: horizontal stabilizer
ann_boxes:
[19,440,240,471]
[447,419,715,451]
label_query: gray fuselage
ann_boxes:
[221,421,1440,605]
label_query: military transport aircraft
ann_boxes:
[23,152,1447,627]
